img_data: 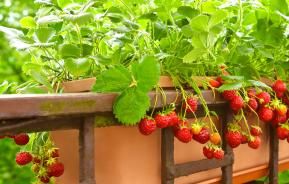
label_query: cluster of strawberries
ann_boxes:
[138,96,225,160]
[0,133,64,183]
[29,147,64,183]
[218,79,289,150]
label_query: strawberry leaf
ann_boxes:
[131,56,160,92]
[92,65,132,92]
[217,82,243,92]
[113,88,150,125]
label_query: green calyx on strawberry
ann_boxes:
[225,123,242,148]
[138,117,157,135]
[183,95,198,113]
[250,126,262,136]
[248,136,261,149]
[258,106,274,123]
[277,124,289,140]
[256,91,271,105]
[193,127,210,144]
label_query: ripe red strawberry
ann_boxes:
[7,134,15,138]
[276,104,287,116]
[14,133,29,145]
[248,98,258,111]
[154,113,170,128]
[175,127,192,143]
[230,95,244,112]
[213,149,224,160]
[241,133,248,144]
[248,136,261,149]
[209,79,221,88]
[16,152,32,166]
[222,90,237,101]
[247,89,256,98]
[47,162,64,177]
[203,146,214,159]
[193,127,210,144]
[39,176,50,183]
[183,97,198,113]
[173,120,188,135]
[272,80,287,93]
[250,126,262,136]
[216,76,224,85]
[138,118,156,135]
[256,92,271,105]
[272,113,287,126]
[277,126,289,140]
[52,149,60,158]
[276,91,284,98]
[258,106,274,123]
[167,111,179,126]
[33,157,41,164]
[226,131,242,148]
[282,95,289,106]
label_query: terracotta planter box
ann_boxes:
[51,76,286,184]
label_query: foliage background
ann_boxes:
[0,0,35,183]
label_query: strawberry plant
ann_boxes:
[2,0,289,179]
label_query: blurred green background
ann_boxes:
[0,0,35,183]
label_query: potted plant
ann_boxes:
[1,0,289,183]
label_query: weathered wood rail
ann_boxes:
[0,90,279,184]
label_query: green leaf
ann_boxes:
[35,27,55,43]
[247,80,270,89]
[59,44,81,58]
[57,0,73,8]
[177,6,199,18]
[221,75,245,81]
[131,56,160,92]
[217,82,243,92]
[183,49,207,63]
[190,15,209,32]
[63,13,93,25]
[64,58,91,77]
[20,16,36,29]
[0,81,10,94]
[37,15,63,25]
[181,25,194,37]
[30,71,52,90]
[209,10,227,28]
[92,65,132,92]
[113,89,150,125]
